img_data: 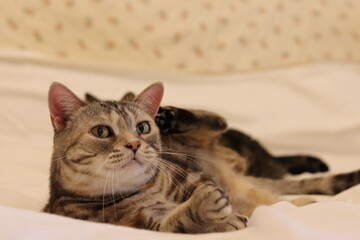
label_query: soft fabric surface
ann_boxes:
[0,0,360,73]
[1,61,360,239]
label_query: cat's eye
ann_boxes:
[91,125,113,138]
[136,121,150,134]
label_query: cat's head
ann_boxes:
[48,82,164,197]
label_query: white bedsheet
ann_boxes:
[1,61,360,239]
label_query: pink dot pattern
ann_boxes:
[0,0,359,73]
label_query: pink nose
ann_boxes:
[125,141,141,152]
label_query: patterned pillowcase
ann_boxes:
[0,0,359,73]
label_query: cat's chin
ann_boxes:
[85,167,156,197]
[95,161,157,195]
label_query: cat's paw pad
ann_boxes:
[155,106,179,134]
[197,184,232,222]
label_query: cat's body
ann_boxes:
[154,106,357,216]
[44,82,360,233]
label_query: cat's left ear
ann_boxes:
[135,82,164,118]
[48,82,84,131]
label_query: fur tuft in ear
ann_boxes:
[135,82,164,118]
[48,82,84,131]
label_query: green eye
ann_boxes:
[136,121,150,134]
[91,125,113,138]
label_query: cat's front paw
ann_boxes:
[194,184,232,223]
[223,214,248,231]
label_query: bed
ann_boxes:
[1,61,360,239]
[1,0,360,239]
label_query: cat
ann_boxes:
[44,82,360,233]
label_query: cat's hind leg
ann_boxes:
[221,129,329,178]
[273,155,329,175]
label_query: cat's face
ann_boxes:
[48,82,164,197]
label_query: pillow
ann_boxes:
[0,0,359,73]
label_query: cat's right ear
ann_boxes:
[48,82,84,131]
[135,82,164,118]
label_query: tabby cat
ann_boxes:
[44,82,360,233]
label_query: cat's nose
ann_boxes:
[125,141,141,153]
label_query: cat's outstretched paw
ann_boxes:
[156,106,199,134]
[194,184,232,223]
[155,106,179,134]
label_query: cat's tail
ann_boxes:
[247,169,360,195]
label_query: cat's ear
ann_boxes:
[135,82,164,118]
[120,92,136,102]
[48,82,84,131]
[85,93,100,102]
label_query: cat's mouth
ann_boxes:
[116,157,142,170]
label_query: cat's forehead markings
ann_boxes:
[107,108,128,132]
[97,101,122,115]
[109,110,119,122]
[125,103,146,118]
[122,105,136,129]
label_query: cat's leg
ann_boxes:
[221,129,329,179]
[158,183,247,233]
[246,169,360,195]
[273,155,328,175]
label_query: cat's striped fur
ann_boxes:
[44,82,360,233]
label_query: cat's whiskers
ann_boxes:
[159,149,214,165]
[113,166,125,199]
[94,155,113,176]
[154,158,189,196]
[102,169,111,223]
[157,159,189,180]
[152,152,188,174]
[110,167,118,222]
[52,152,112,177]
[51,153,67,161]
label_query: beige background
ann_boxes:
[0,0,359,73]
